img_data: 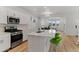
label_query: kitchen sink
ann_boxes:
[36,31,44,33]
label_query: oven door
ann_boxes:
[11,34,23,48]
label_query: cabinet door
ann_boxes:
[28,36,46,52]
[7,9,14,17]
[0,35,10,52]
[44,37,51,52]
[0,7,7,24]
[20,14,28,24]
[14,11,20,18]
[18,26,28,41]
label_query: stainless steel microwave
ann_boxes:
[7,16,20,24]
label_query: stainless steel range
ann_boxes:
[4,26,23,48]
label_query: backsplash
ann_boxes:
[0,24,5,32]
[0,24,18,32]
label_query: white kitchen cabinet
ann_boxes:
[22,26,29,41]
[28,17,38,32]
[28,35,51,52]
[0,33,10,52]
[7,9,13,17]
[0,7,7,24]
[7,8,17,17]
[7,8,20,18]
[18,25,28,41]
[28,31,55,52]
[13,11,20,18]
[20,14,28,24]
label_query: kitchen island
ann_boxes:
[28,30,55,52]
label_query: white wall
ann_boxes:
[64,14,79,36]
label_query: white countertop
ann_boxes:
[0,32,10,36]
[28,30,55,37]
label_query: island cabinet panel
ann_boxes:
[29,35,51,52]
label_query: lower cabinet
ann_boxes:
[8,41,28,52]
[28,35,51,52]
[0,33,10,52]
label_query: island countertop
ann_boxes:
[28,30,55,37]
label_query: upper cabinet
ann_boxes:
[7,9,19,18]
[7,9,14,17]
[19,13,29,24]
[0,7,7,24]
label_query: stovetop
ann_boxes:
[5,29,22,33]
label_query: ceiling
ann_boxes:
[20,6,79,18]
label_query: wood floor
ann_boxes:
[8,41,28,52]
[53,34,79,52]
